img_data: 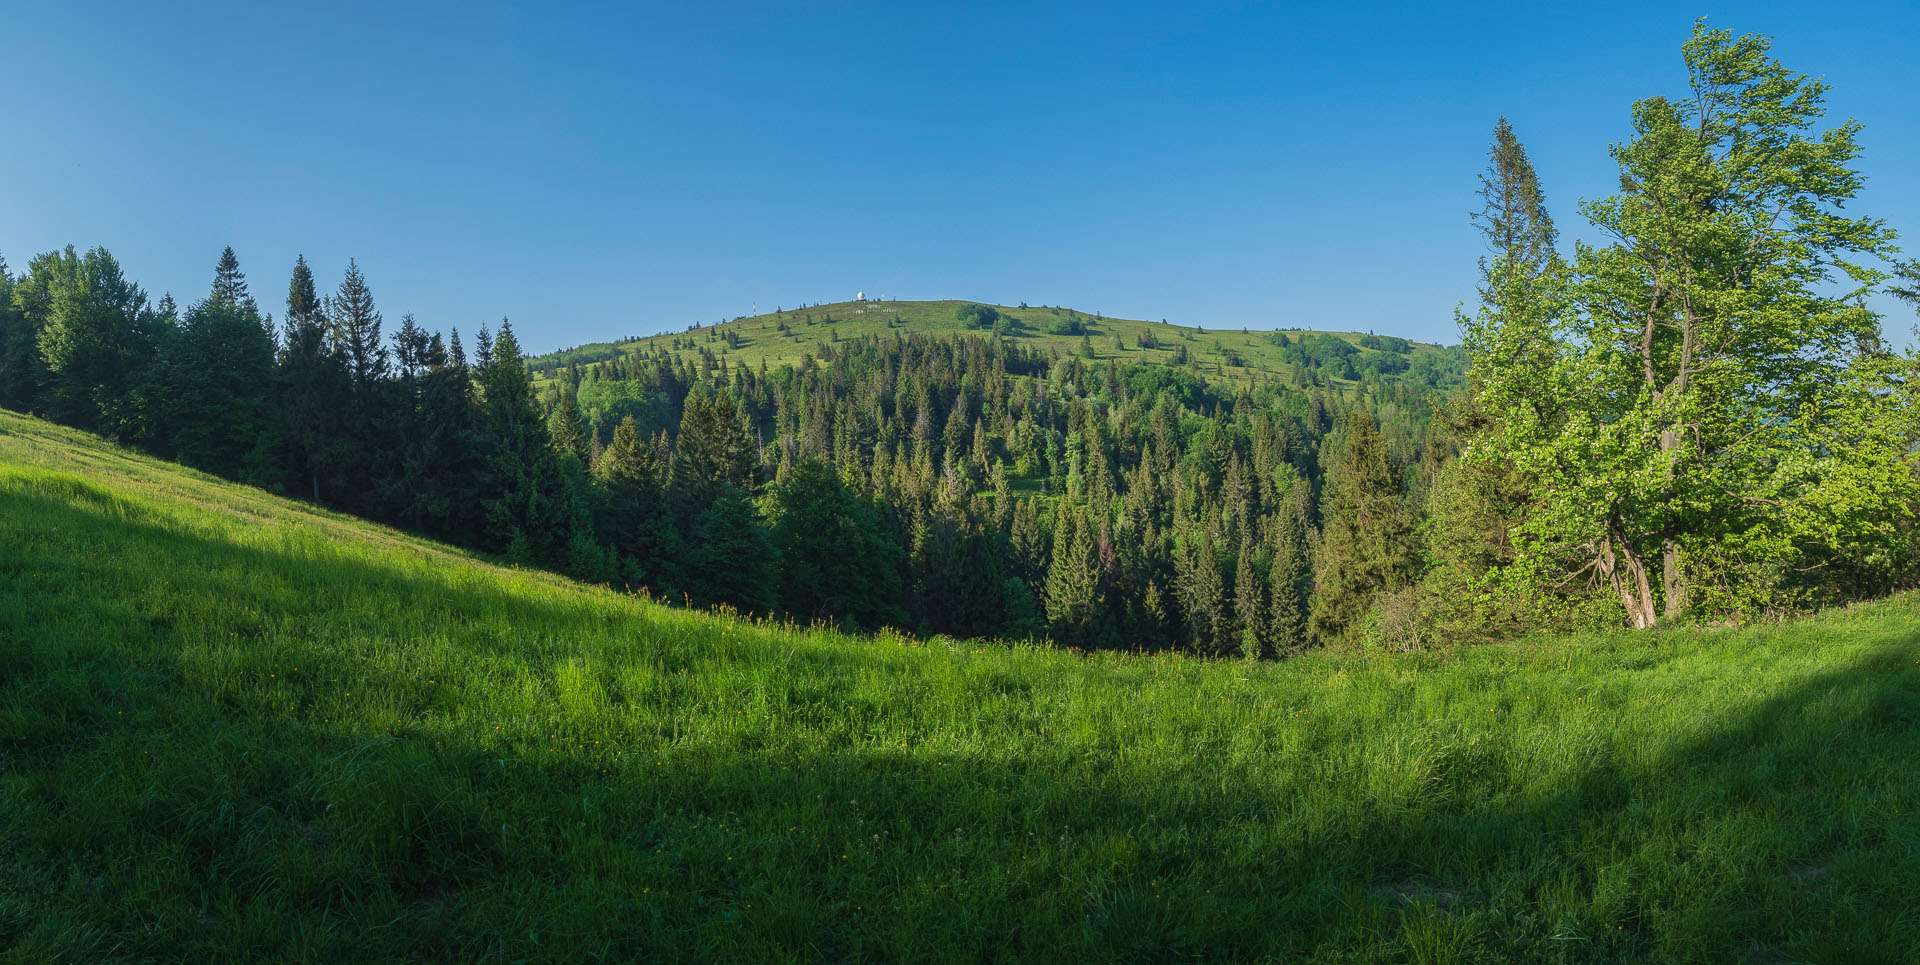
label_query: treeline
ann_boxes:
[0,240,1466,653]
[5,24,1917,651]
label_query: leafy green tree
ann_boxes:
[28,246,160,437]
[955,303,1000,329]
[1429,117,1575,637]
[1491,23,1901,626]
[1892,260,1920,314]
[0,252,46,413]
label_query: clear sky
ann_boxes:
[3,1,1915,353]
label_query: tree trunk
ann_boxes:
[1599,532,1658,630]
[1662,538,1686,619]
[1657,426,1686,620]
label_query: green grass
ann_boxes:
[5,406,1920,961]
[530,298,1455,387]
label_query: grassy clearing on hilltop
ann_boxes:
[529,299,1461,388]
[4,407,1920,961]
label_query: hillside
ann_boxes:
[5,407,1920,960]
[527,299,1463,387]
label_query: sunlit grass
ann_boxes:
[4,408,1918,961]
[528,297,1453,390]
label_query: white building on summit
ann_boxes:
[856,291,866,302]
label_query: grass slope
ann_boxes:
[530,298,1454,385]
[5,407,1920,961]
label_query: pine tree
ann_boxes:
[1268,532,1308,655]
[155,249,279,483]
[1175,528,1228,655]
[1043,504,1097,645]
[684,483,776,612]
[1312,413,1412,643]
[765,458,904,628]
[276,255,348,502]
[1472,117,1557,301]
[211,245,259,317]
[328,258,386,388]
[548,383,590,466]
[1233,533,1264,658]
[672,384,755,513]
[477,319,575,562]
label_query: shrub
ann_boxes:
[956,304,1000,329]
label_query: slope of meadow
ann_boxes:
[528,299,1459,386]
[4,408,1919,961]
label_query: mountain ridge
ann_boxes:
[527,298,1463,385]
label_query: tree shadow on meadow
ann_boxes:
[5,479,1920,962]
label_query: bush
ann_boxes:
[956,304,1000,329]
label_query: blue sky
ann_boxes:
[3,1,1915,352]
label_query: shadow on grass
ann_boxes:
[4,480,1920,961]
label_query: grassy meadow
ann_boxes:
[527,298,1458,387]
[5,407,1920,961]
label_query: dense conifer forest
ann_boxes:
[4,23,1918,653]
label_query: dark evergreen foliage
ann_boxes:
[0,243,1481,654]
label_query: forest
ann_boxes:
[4,24,1918,655]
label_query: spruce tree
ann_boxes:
[684,483,776,612]
[211,246,259,317]
[548,383,590,466]
[1268,534,1308,655]
[672,384,755,513]
[276,255,348,502]
[1176,530,1227,654]
[1043,505,1097,645]
[765,458,904,628]
[1472,117,1557,300]
[1312,414,1412,643]
[477,320,576,562]
[1893,260,1919,313]
[328,258,386,388]
[1233,533,1264,658]
[155,249,279,483]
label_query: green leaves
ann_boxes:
[1457,22,1912,628]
